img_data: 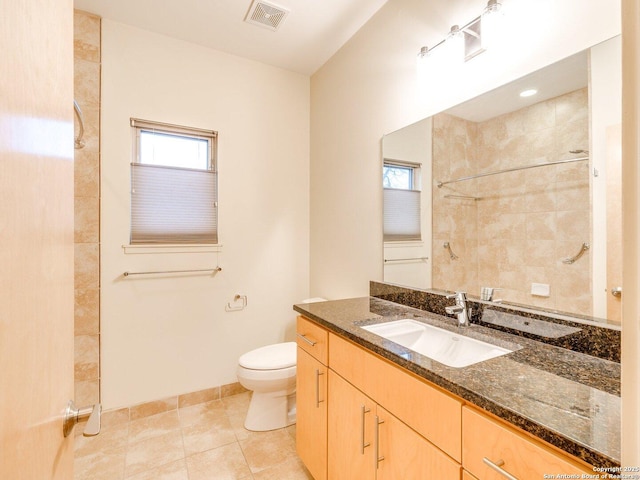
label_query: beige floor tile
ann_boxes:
[128,410,181,444]
[178,399,227,427]
[125,430,184,477]
[125,458,189,480]
[222,392,252,441]
[285,423,296,440]
[252,457,313,480]
[186,443,252,480]
[74,445,126,480]
[75,423,129,458]
[239,428,297,474]
[221,392,251,416]
[182,411,237,456]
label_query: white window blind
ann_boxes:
[131,164,218,244]
[383,188,421,241]
[130,118,218,245]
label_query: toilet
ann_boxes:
[237,297,326,431]
[237,342,297,431]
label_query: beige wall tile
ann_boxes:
[100,407,130,428]
[74,149,100,197]
[74,59,101,108]
[75,334,99,381]
[178,387,220,408]
[74,8,101,406]
[75,196,100,243]
[75,105,101,153]
[433,88,590,313]
[221,382,248,398]
[74,10,101,63]
[75,287,99,335]
[75,378,100,406]
[75,243,100,290]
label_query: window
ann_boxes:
[130,118,218,244]
[383,160,421,242]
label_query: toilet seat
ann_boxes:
[238,341,296,370]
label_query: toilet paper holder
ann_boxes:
[226,294,247,312]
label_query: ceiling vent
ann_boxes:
[245,1,289,31]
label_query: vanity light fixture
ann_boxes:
[417,0,503,67]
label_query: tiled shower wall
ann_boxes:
[433,88,592,315]
[74,10,101,406]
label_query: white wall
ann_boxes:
[309,0,621,299]
[101,20,310,409]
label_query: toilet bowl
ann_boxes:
[237,341,297,431]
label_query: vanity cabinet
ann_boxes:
[295,315,597,480]
[328,370,460,480]
[462,407,592,479]
[296,316,328,480]
[329,332,462,462]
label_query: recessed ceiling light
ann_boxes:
[520,89,538,98]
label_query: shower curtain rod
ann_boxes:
[436,156,589,188]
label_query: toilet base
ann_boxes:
[244,391,296,432]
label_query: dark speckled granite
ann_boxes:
[293,296,621,469]
[370,281,621,362]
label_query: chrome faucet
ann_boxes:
[445,291,472,327]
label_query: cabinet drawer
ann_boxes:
[330,332,462,462]
[462,407,592,479]
[296,316,328,365]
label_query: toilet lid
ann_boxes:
[239,342,297,370]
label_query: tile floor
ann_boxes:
[74,392,313,480]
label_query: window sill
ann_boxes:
[122,244,223,254]
[384,241,424,247]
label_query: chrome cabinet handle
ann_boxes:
[297,333,317,347]
[63,400,101,437]
[374,416,385,469]
[360,405,371,454]
[483,457,518,480]
[315,369,325,407]
[611,286,622,297]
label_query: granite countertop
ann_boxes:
[293,297,621,469]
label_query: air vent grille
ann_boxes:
[245,1,289,31]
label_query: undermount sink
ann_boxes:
[361,319,513,368]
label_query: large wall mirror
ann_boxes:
[382,35,621,326]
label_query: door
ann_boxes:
[0,0,75,478]
[376,405,461,480]
[328,371,376,480]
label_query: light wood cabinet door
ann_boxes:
[463,471,480,480]
[330,332,462,461]
[463,407,592,479]
[377,405,461,480]
[328,371,377,480]
[296,348,328,480]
